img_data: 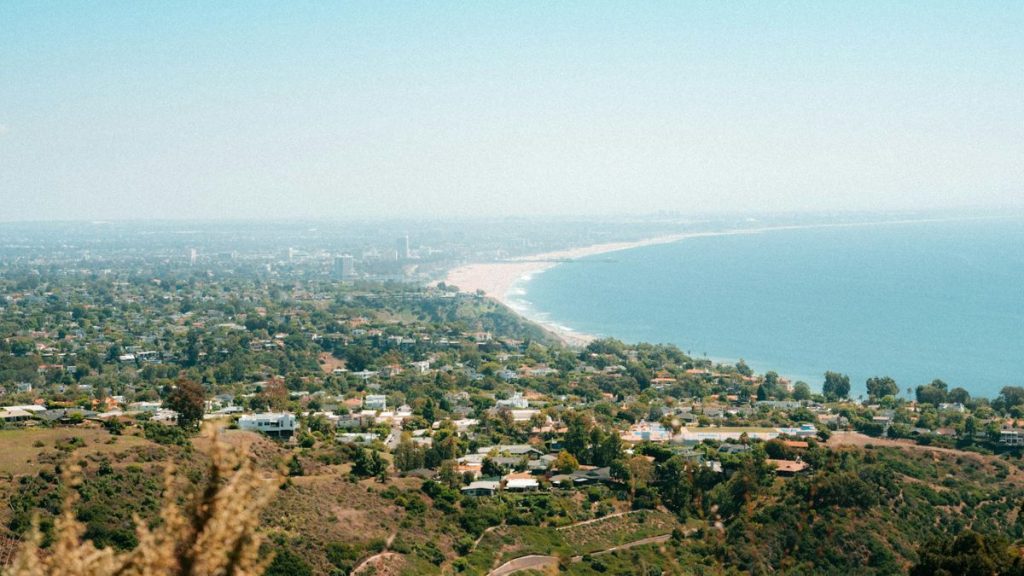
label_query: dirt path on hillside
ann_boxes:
[486,533,675,576]
[488,554,559,576]
[555,510,639,531]
[574,534,672,560]
[350,551,401,575]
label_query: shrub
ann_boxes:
[5,429,279,576]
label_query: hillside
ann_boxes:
[3,423,1024,575]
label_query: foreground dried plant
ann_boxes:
[4,429,279,576]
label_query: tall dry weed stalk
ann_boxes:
[4,429,278,576]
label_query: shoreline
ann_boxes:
[444,233,694,346]
[443,216,1003,348]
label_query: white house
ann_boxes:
[128,401,163,413]
[238,412,297,439]
[364,395,387,411]
[496,392,529,410]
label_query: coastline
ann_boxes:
[444,233,693,346]
[443,216,1004,349]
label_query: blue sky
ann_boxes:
[1,1,1022,220]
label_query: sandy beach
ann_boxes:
[444,232,694,346]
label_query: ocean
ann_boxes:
[515,218,1024,399]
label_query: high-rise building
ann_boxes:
[189,248,197,266]
[334,255,355,279]
[396,235,410,260]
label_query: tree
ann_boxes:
[184,330,201,367]
[352,448,387,478]
[947,387,971,405]
[736,359,753,377]
[792,381,811,401]
[552,451,579,474]
[266,548,314,576]
[260,378,289,411]
[822,372,850,401]
[165,378,205,429]
[438,460,460,489]
[481,457,503,477]
[760,371,781,399]
[625,456,655,502]
[9,338,35,357]
[865,376,899,400]
[911,531,1021,576]
[916,383,947,406]
[998,386,1024,409]
[592,431,622,467]
[563,413,590,461]
[393,438,425,472]
[287,455,304,477]
[657,456,693,518]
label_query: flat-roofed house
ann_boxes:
[238,412,297,439]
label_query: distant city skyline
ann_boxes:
[2,2,1022,222]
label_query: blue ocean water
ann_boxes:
[519,219,1024,399]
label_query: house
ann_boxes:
[767,459,809,476]
[337,412,374,429]
[550,467,616,488]
[461,480,501,497]
[337,432,378,444]
[503,473,540,492]
[36,409,96,423]
[238,412,297,439]
[128,401,163,413]
[496,392,529,410]
[497,369,518,381]
[621,420,673,443]
[718,443,751,455]
[1000,429,1024,446]
[477,445,544,458]
[364,395,387,411]
[509,409,540,422]
[781,440,809,449]
[0,407,32,423]
[776,424,818,438]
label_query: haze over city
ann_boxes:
[2,2,1022,222]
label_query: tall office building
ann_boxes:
[396,235,410,260]
[189,248,197,266]
[334,255,355,279]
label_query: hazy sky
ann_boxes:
[2,2,1022,221]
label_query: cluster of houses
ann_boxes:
[453,444,618,496]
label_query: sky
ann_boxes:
[1,1,1022,221]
